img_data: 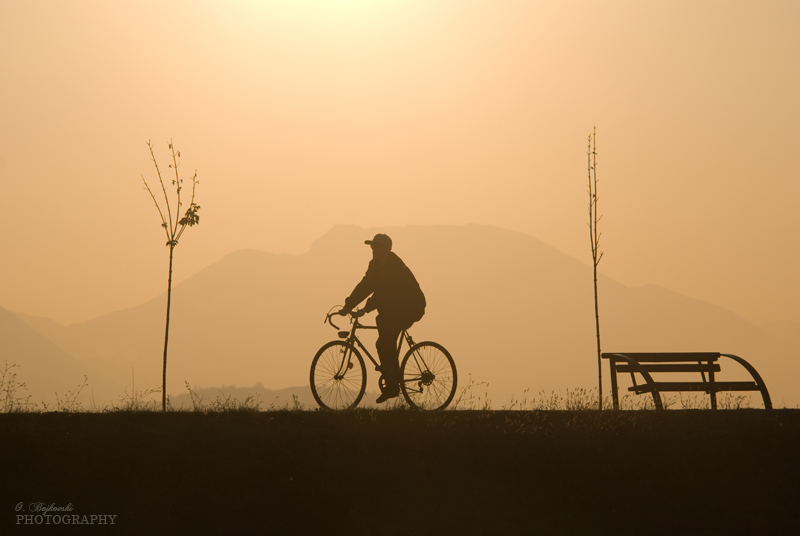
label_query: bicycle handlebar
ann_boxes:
[325,311,342,330]
[324,308,373,331]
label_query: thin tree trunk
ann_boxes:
[594,258,602,409]
[588,128,603,409]
[162,244,174,411]
[593,136,602,409]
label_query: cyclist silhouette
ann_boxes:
[340,233,426,403]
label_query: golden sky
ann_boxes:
[0,0,797,326]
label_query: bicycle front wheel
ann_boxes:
[400,342,457,410]
[310,341,366,410]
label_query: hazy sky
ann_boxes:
[1,0,797,326]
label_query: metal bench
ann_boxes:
[601,352,772,410]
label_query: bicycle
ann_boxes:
[310,307,457,411]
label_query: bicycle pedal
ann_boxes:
[347,362,354,370]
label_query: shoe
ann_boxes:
[376,389,400,404]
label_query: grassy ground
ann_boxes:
[3,409,799,535]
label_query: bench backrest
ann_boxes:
[602,352,720,363]
[603,353,721,374]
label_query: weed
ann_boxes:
[289,394,304,411]
[0,362,35,412]
[210,391,262,412]
[183,382,263,412]
[667,392,754,410]
[40,376,89,413]
[185,381,207,411]
[450,374,492,410]
[114,369,161,411]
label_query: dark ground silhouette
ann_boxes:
[4,409,799,535]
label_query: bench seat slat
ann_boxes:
[628,381,758,394]
[603,352,720,363]
[615,364,721,373]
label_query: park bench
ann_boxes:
[601,352,772,410]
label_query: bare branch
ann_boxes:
[141,174,171,242]
[187,170,198,207]
[174,170,200,243]
[169,139,182,236]
[148,140,174,236]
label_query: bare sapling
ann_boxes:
[141,139,201,411]
[587,127,603,409]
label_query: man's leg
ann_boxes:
[375,314,404,401]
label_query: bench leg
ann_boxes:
[609,358,619,410]
[721,354,773,410]
[651,390,664,410]
[709,364,718,410]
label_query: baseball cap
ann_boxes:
[365,233,392,250]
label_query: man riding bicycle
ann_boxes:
[340,233,426,403]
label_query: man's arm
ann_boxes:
[342,260,377,312]
[362,295,378,314]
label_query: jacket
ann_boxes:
[344,252,426,321]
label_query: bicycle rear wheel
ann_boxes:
[400,342,457,410]
[310,341,366,410]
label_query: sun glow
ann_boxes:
[240,0,418,23]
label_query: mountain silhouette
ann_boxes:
[0,307,124,407]
[8,224,799,408]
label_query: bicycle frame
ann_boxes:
[326,312,423,385]
[314,308,457,410]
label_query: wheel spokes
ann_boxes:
[402,344,456,410]
[313,344,365,409]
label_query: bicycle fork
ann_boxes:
[335,345,355,380]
